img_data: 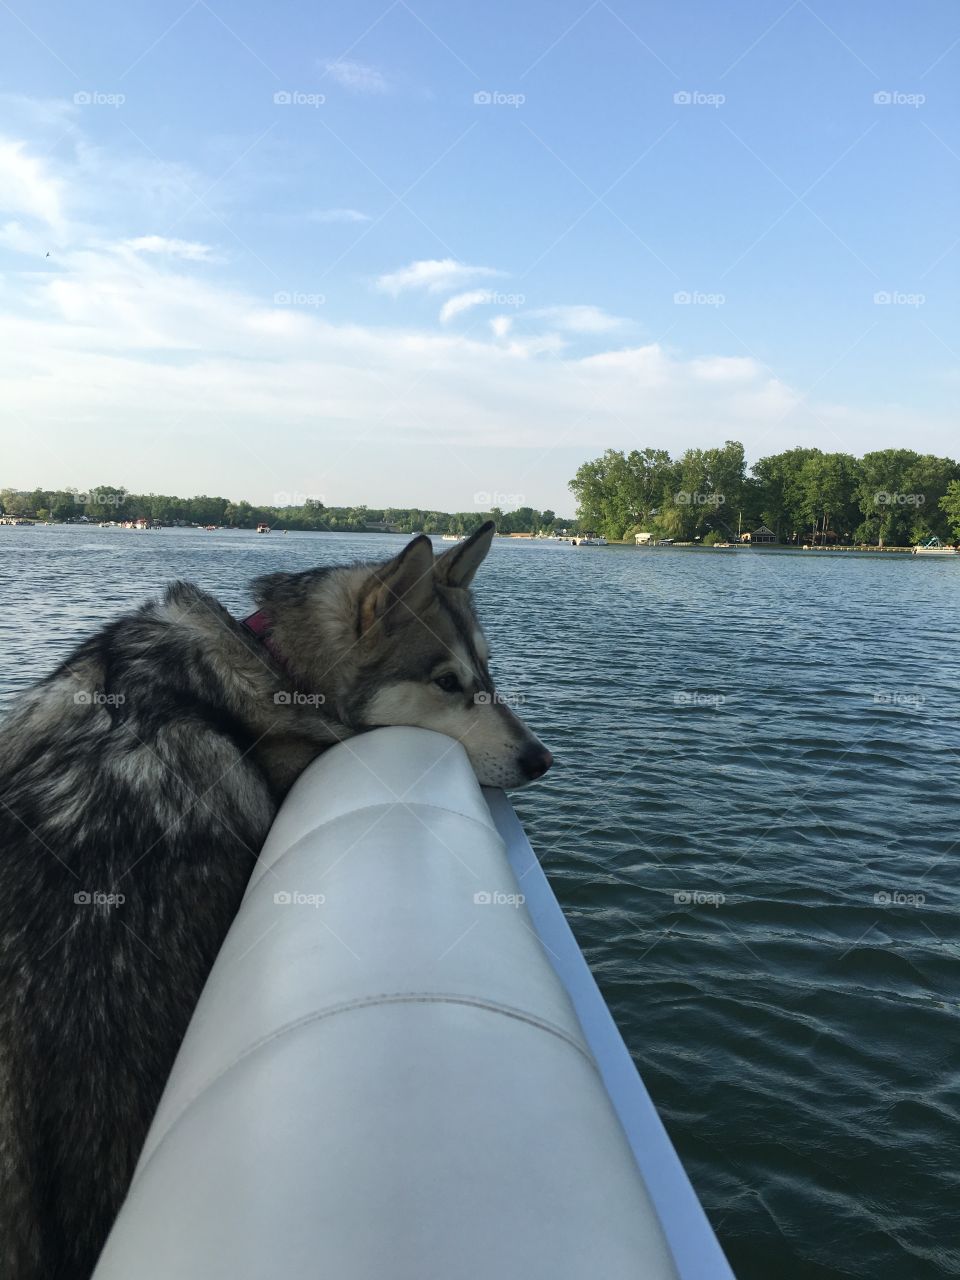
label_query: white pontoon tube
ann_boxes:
[94,727,734,1279]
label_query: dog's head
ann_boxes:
[255,522,552,788]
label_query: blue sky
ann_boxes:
[0,0,957,513]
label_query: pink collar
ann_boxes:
[241,609,286,668]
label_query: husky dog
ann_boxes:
[0,522,551,1279]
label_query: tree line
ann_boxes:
[0,488,571,536]
[569,444,960,545]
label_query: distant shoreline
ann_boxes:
[7,524,955,558]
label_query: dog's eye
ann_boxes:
[434,673,463,694]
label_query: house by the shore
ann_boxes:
[741,525,777,544]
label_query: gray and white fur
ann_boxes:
[0,523,551,1279]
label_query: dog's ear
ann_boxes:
[360,535,435,634]
[435,520,495,589]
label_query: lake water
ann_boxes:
[1,525,957,1279]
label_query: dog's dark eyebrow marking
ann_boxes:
[435,590,490,688]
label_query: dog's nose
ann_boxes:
[520,746,553,780]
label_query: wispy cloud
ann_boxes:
[3,235,945,509]
[323,59,388,94]
[0,137,65,231]
[440,288,495,323]
[308,208,372,224]
[0,115,949,511]
[121,235,215,261]
[531,304,626,333]
[376,258,502,297]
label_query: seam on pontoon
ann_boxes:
[131,993,597,1189]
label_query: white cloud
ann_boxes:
[309,208,372,224]
[0,119,949,513]
[3,235,891,511]
[0,220,48,255]
[121,236,215,261]
[376,258,502,297]
[531,304,625,333]
[0,138,64,230]
[323,59,388,94]
[440,289,495,323]
[691,356,759,382]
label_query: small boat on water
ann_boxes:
[256,523,271,535]
[0,517,34,526]
[441,533,463,542]
[913,537,959,556]
[571,535,608,547]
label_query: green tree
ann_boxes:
[939,480,960,541]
